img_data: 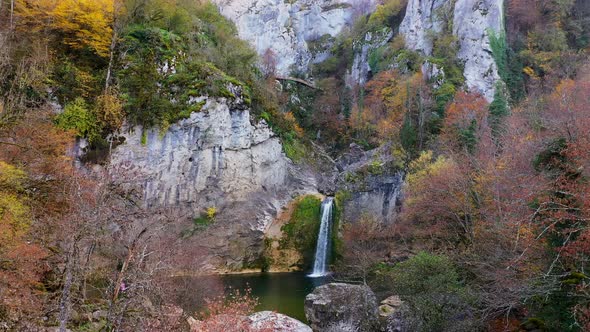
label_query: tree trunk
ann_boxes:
[10,0,14,29]
[58,245,78,332]
[106,228,147,329]
[104,31,117,90]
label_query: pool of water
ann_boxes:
[220,272,330,322]
[172,272,331,322]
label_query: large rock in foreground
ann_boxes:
[187,311,311,332]
[249,311,312,332]
[304,283,379,332]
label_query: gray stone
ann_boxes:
[91,310,107,321]
[212,0,379,75]
[346,28,394,87]
[453,0,503,101]
[248,311,312,332]
[107,94,319,271]
[399,0,448,55]
[304,283,379,332]
[381,295,403,307]
[336,145,404,223]
[400,0,503,101]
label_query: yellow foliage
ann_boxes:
[95,88,124,131]
[284,112,304,137]
[368,0,407,28]
[14,0,56,31]
[0,162,30,251]
[52,0,115,57]
[16,0,115,57]
[0,162,27,192]
[523,66,537,78]
[406,150,452,188]
[206,206,217,221]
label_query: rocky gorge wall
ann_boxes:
[108,96,318,271]
[211,0,379,75]
[104,0,508,271]
[400,0,504,101]
[109,97,289,210]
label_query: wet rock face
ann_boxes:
[343,172,404,224]
[304,283,379,332]
[400,0,503,101]
[212,0,378,75]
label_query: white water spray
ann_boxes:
[309,197,334,277]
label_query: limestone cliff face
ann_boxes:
[399,0,448,55]
[400,0,503,101]
[345,28,393,87]
[212,0,378,75]
[108,96,318,271]
[335,144,403,224]
[453,0,503,101]
[109,97,288,209]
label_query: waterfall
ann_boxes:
[309,197,334,277]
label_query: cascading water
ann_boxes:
[308,197,334,278]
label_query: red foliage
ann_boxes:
[193,288,276,332]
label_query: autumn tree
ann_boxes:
[337,215,389,285]
[441,91,490,153]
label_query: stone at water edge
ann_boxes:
[249,311,312,332]
[304,283,379,332]
[186,311,311,332]
[379,295,410,332]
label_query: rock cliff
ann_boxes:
[109,96,317,270]
[453,0,504,101]
[399,0,448,55]
[212,0,378,75]
[109,97,289,209]
[336,144,404,224]
[400,0,504,101]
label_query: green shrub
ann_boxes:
[488,83,509,136]
[282,137,307,163]
[377,252,478,331]
[55,98,102,143]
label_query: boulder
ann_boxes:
[304,283,378,332]
[187,312,311,332]
[248,311,312,332]
[379,295,410,332]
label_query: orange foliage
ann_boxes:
[0,109,77,327]
[352,70,425,144]
[441,91,490,151]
